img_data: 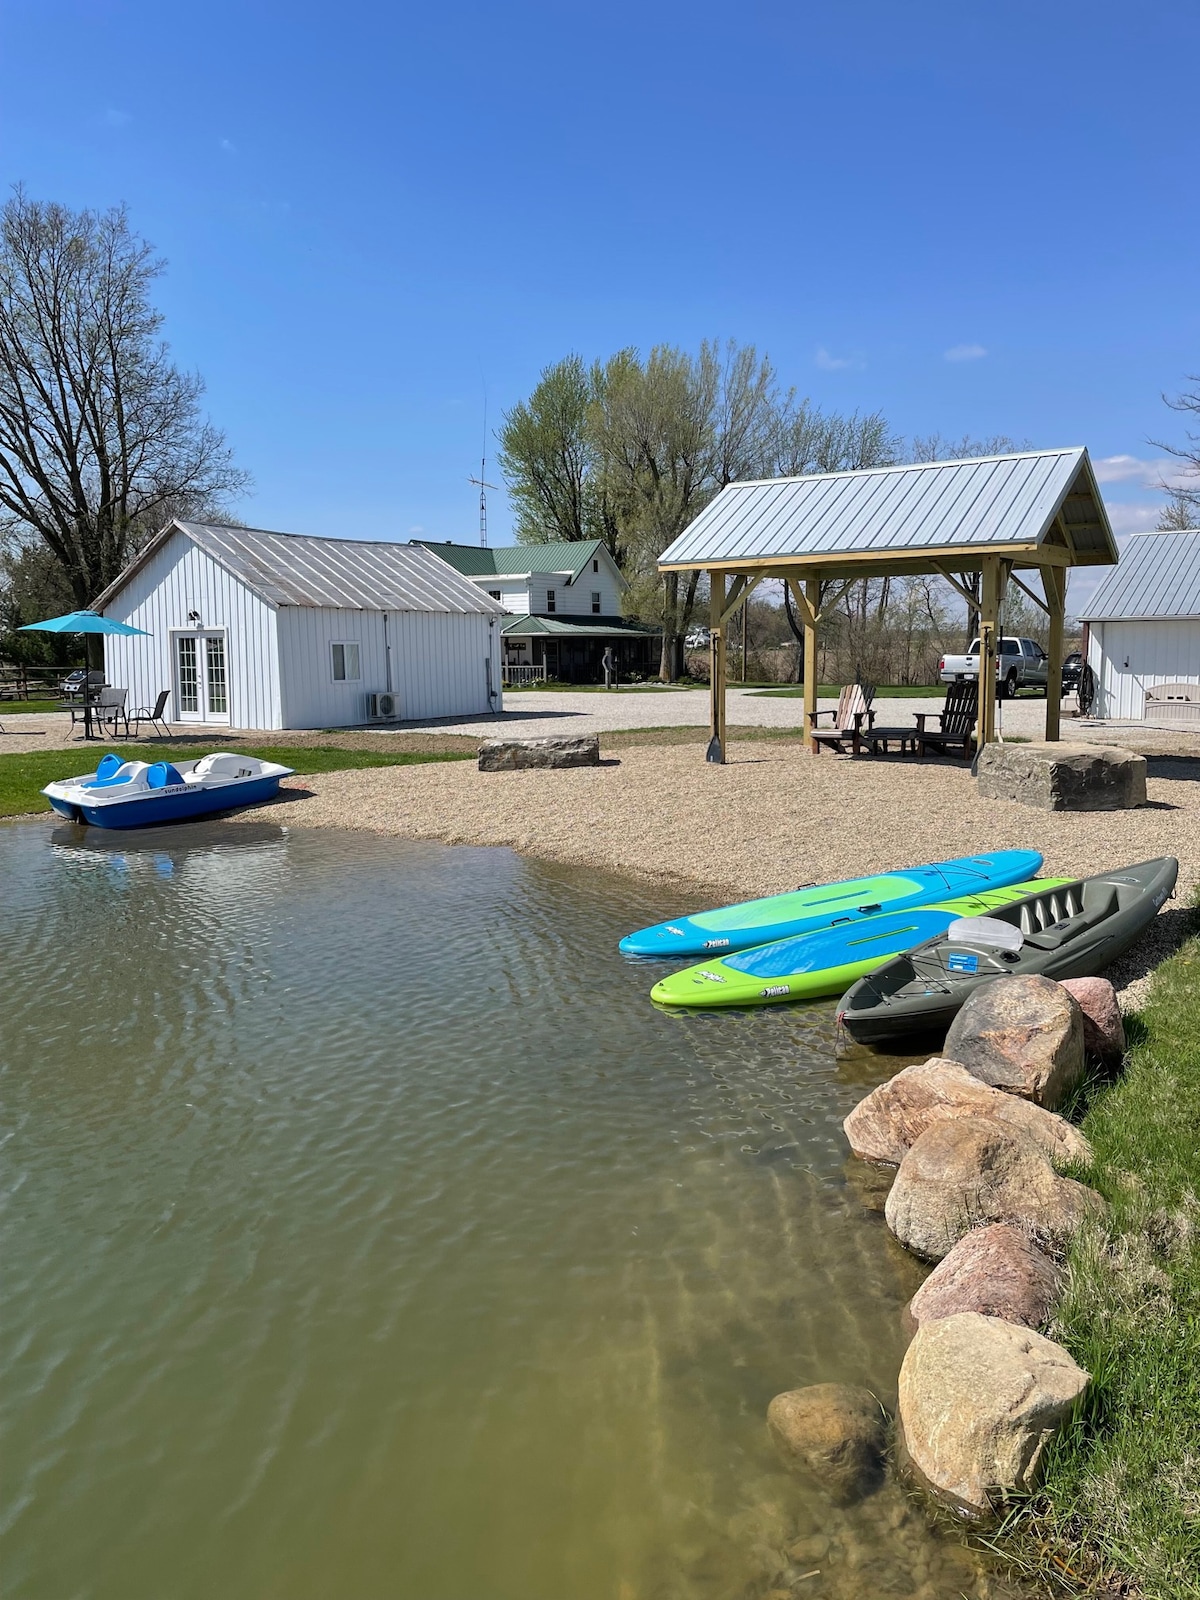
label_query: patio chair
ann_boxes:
[914,680,978,759]
[808,682,875,754]
[128,689,171,739]
[89,687,129,739]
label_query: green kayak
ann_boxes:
[649,879,1072,1009]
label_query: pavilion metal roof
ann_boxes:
[94,521,506,614]
[1080,529,1200,621]
[659,448,1117,573]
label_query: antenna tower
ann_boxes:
[467,391,498,547]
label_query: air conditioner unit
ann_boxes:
[366,690,400,721]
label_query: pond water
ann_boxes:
[0,820,1015,1600]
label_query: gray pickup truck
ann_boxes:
[938,636,1050,698]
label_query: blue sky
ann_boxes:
[2,0,1198,609]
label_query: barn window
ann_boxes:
[488,589,501,600]
[593,558,599,572]
[331,641,361,681]
[546,589,557,612]
[591,591,601,614]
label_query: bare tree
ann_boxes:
[1152,375,1200,519]
[0,188,248,612]
[1157,489,1196,530]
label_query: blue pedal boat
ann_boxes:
[43,751,295,829]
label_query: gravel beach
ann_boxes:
[240,739,1197,1004]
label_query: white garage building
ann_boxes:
[1081,527,1200,723]
[93,520,506,730]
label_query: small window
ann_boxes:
[546,589,556,613]
[331,641,361,681]
[488,589,501,600]
[593,558,599,573]
[591,591,601,614]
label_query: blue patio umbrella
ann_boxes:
[20,610,152,740]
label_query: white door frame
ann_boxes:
[171,629,231,724]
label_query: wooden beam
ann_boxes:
[1009,570,1051,615]
[1044,563,1066,742]
[804,577,820,753]
[784,576,817,631]
[716,573,758,627]
[660,541,1076,576]
[977,556,1002,749]
[707,569,727,763]
[932,564,979,608]
[813,577,857,621]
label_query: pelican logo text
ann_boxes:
[760,985,790,998]
[694,971,727,984]
[703,938,730,949]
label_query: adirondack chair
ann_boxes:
[808,682,875,754]
[914,680,978,758]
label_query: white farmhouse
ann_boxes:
[1081,527,1200,723]
[411,538,660,683]
[93,520,506,730]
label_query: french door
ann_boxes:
[174,631,230,723]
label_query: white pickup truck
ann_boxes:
[938,636,1050,698]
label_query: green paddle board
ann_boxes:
[650,879,1073,1009]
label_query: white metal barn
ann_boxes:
[1081,528,1200,723]
[93,520,506,730]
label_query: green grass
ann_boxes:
[503,678,696,692]
[0,698,60,715]
[0,743,473,818]
[745,683,945,699]
[996,911,1200,1597]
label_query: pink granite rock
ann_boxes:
[1059,977,1126,1064]
[906,1224,1063,1333]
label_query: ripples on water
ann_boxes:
[0,821,1016,1600]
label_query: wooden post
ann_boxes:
[707,569,727,763]
[977,556,1001,749]
[804,577,820,753]
[1044,564,1065,741]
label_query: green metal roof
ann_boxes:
[411,538,613,585]
[501,614,659,638]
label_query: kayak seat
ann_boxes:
[146,762,184,789]
[1021,889,1119,950]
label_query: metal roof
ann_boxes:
[411,538,618,585]
[658,448,1117,571]
[1080,529,1200,621]
[501,614,658,638]
[94,521,506,614]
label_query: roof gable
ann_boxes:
[658,448,1117,572]
[1080,529,1200,621]
[412,538,621,586]
[93,521,507,615]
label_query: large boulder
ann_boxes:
[898,1312,1089,1516]
[843,1057,1092,1170]
[1059,977,1126,1064]
[943,976,1085,1110]
[766,1383,887,1505]
[975,742,1147,811]
[884,1117,1104,1262]
[906,1224,1063,1333]
[477,735,601,771]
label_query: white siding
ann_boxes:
[468,552,625,617]
[102,529,282,729]
[275,606,503,726]
[1088,619,1200,719]
[389,611,502,720]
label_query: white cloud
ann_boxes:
[944,343,987,362]
[102,107,132,127]
[1103,501,1163,536]
[1093,453,1192,490]
[815,346,862,372]
[219,137,237,155]
[408,525,426,535]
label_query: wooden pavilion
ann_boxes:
[656,448,1118,761]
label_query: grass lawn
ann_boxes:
[1000,910,1200,1596]
[0,744,473,819]
[745,683,945,699]
[503,679,697,692]
[0,698,61,715]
